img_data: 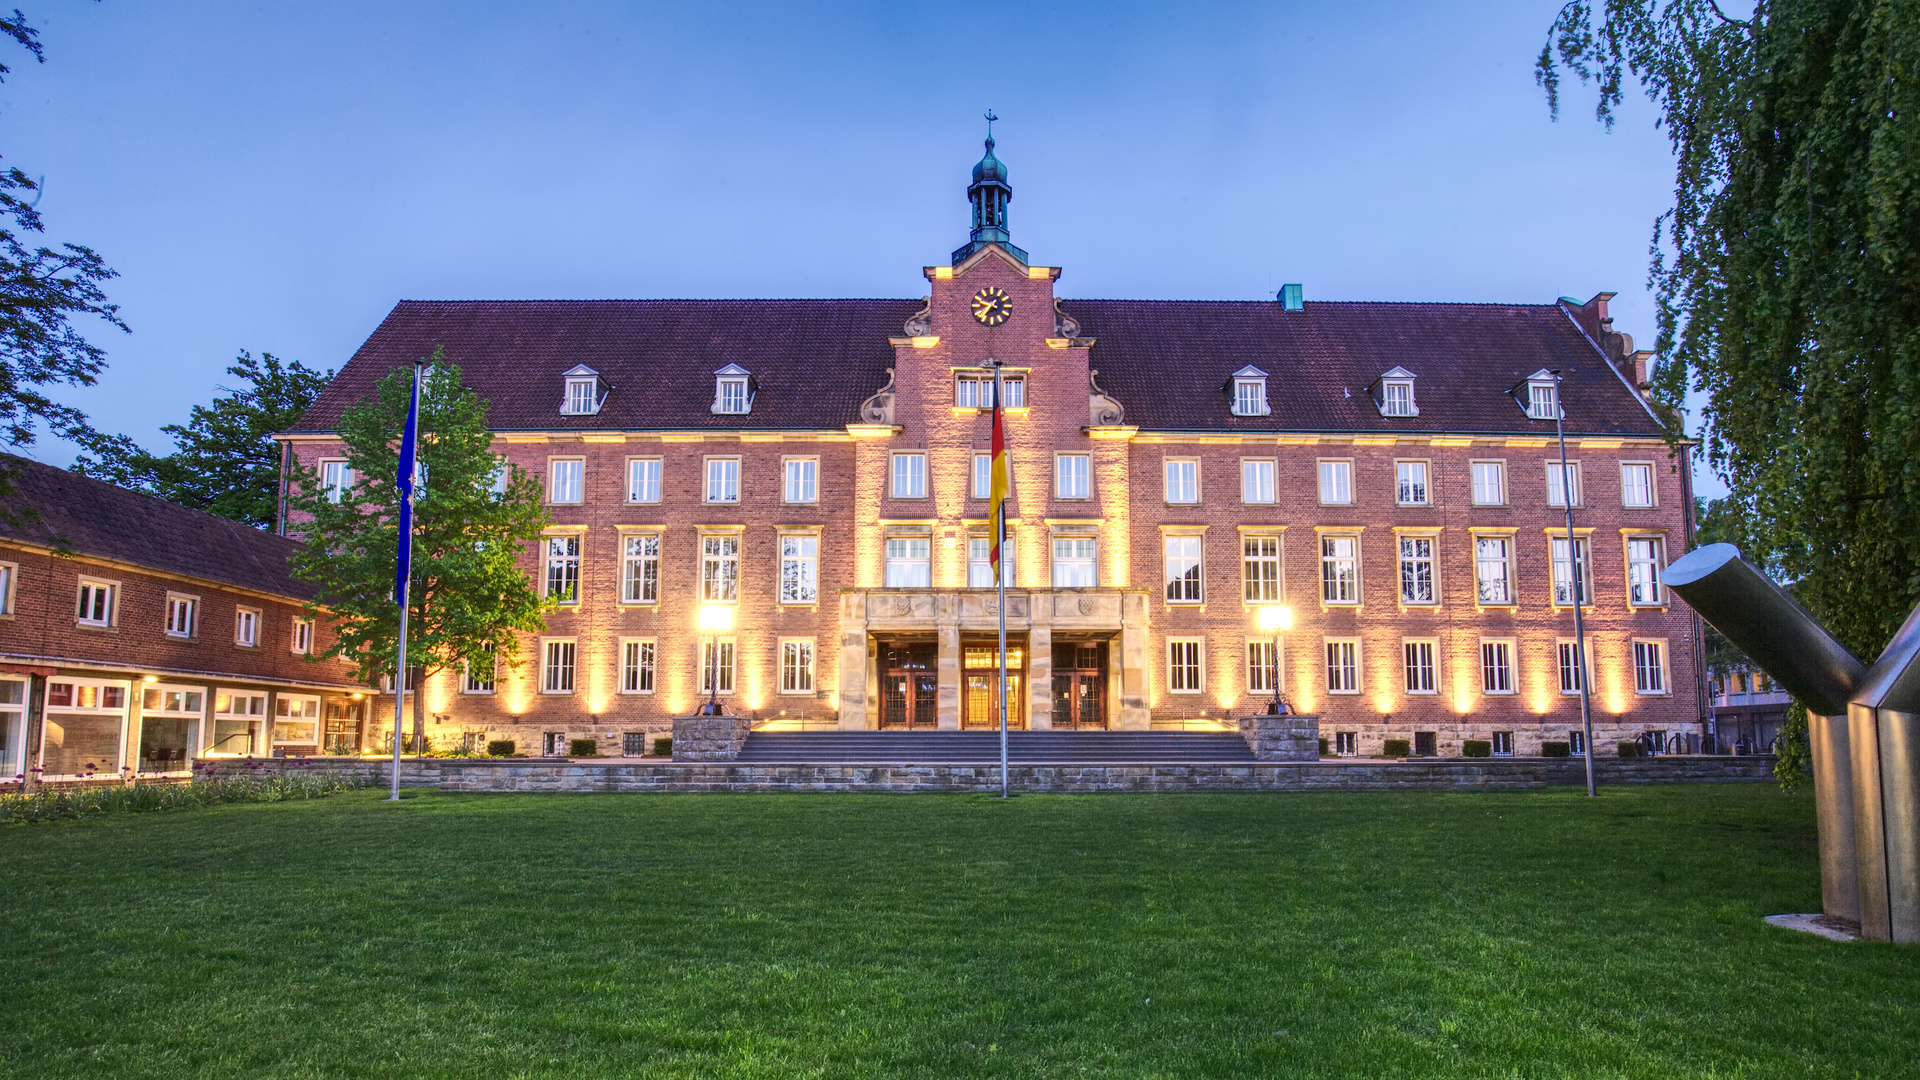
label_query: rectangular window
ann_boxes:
[1403,640,1437,694]
[1398,536,1436,605]
[1242,535,1281,602]
[545,535,581,604]
[621,639,655,694]
[781,640,815,693]
[1529,382,1559,420]
[716,377,749,414]
[1557,640,1589,694]
[1569,729,1587,757]
[548,458,584,504]
[76,578,115,627]
[1491,731,1514,756]
[1470,460,1506,506]
[1052,537,1097,587]
[1164,458,1199,504]
[0,561,13,615]
[1634,640,1669,694]
[955,371,1024,408]
[1164,535,1202,603]
[701,534,740,601]
[971,452,992,500]
[486,457,509,499]
[543,639,576,693]
[564,378,597,415]
[1627,537,1665,606]
[1325,640,1359,694]
[621,533,660,604]
[780,534,819,603]
[1551,536,1592,606]
[320,460,353,504]
[1320,535,1359,604]
[1317,459,1353,505]
[1247,640,1283,694]
[1474,536,1514,605]
[1234,379,1267,416]
[883,536,931,587]
[1055,453,1090,499]
[701,640,736,695]
[1546,462,1582,507]
[891,452,927,499]
[968,536,1015,588]
[1621,462,1656,508]
[1382,381,1415,416]
[464,647,495,693]
[704,458,740,503]
[1480,640,1515,695]
[783,457,818,504]
[1167,639,1202,694]
[1334,731,1358,757]
[165,594,196,638]
[626,458,661,504]
[234,607,260,647]
[290,617,313,655]
[1395,461,1430,506]
[1241,458,1275,504]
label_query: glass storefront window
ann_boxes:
[41,678,131,778]
[137,683,203,775]
[207,689,268,757]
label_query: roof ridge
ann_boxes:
[392,297,924,305]
[1062,298,1564,309]
[1,454,301,554]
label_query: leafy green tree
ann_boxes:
[73,351,333,529]
[285,354,552,749]
[1539,1,1920,658]
[0,11,126,509]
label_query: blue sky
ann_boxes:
[4,0,1701,487]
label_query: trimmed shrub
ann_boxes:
[1618,741,1643,758]
[1462,739,1492,758]
[568,738,600,758]
[1542,741,1572,758]
[1382,739,1411,758]
[1318,738,1330,756]
[486,740,515,757]
[652,737,673,757]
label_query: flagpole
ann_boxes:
[992,359,1009,799]
[390,358,424,802]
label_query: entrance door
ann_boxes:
[962,644,1025,730]
[879,642,938,729]
[1050,642,1108,729]
[324,700,363,753]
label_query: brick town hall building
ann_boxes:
[280,137,1701,759]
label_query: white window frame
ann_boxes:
[1319,533,1360,606]
[701,533,740,602]
[1474,534,1515,606]
[620,638,656,694]
[1380,377,1417,417]
[782,456,819,504]
[704,457,740,504]
[1163,458,1199,504]
[1470,460,1507,506]
[967,534,1015,588]
[1163,534,1203,604]
[547,457,584,505]
[700,638,736,696]
[1240,458,1276,504]
[1397,534,1437,606]
[1051,535,1097,588]
[1230,369,1269,416]
[715,375,750,415]
[1317,459,1353,506]
[0,560,14,616]
[1633,639,1670,695]
[234,606,261,648]
[1167,638,1203,695]
[891,452,928,499]
[621,532,660,605]
[1546,461,1583,508]
[1557,639,1592,695]
[290,616,313,655]
[319,459,353,504]
[1334,731,1359,757]
[625,457,662,504]
[1403,639,1438,695]
[1491,731,1514,757]
[1324,638,1361,695]
[1394,460,1430,506]
[1526,378,1560,420]
[956,370,1024,409]
[883,535,931,588]
[562,377,599,416]
[1242,534,1282,603]
[544,534,582,604]
[1247,639,1284,694]
[1055,453,1091,500]
[76,576,117,627]
[164,593,197,639]
[1620,461,1657,508]
[1550,534,1594,607]
[780,638,815,694]
[463,647,496,694]
[1480,639,1516,696]
[541,638,577,694]
[971,452,992,500]
[780,532,819,604]
[1627,535,1666,606]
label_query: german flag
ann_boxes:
[988,367,1010,583]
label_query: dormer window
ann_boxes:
[712,363,754,415]
[1376,367,1418,417]
[1228,365,1270,416]
[559,364,606,416]
[1519,369,1561,420]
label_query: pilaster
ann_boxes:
[1118,591,1150,729]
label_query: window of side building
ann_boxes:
[1324,639,1360,695]
[700,639,736,696]
[234,606,261,647]
[1163,534,1203,604]
[544,535,582,604]
[620,639,655,694]
[1546,461,1583,508]
[621,532,660,604]
[1055,453,1091,500]
[319,459,354,504]
[1242,534,1282,603]
[1317,459,1353,505]
[1480,639,1516,695]
[704,457,740,504]
[783,457,819,503]
[780,639,815,694]
[780,532,819,604]
[1557,639,1592,694]
[1241,458,1276,504]
[464,645,496,693]
[164,593,198,639]
[290,616,313,655]
[1164,458,1199,504]
[1247,639,1283,694]
[1473,533,1516,606]
[1052,536,1097,587]
[1167,639,1203,695]
[1397,533,1437,606]
[1626,535,1666,606]
[1403,639,1438,695]
[1319,534,1360,605]
[548,457,584,504]
[1394,460,1430,506]
[1470,460,1507,506]
[542,638,576,694]
[0,559,14,615]
[76,576,117,627]
[1550,535,1593,606]
[626,457,662,504]
[1620,461,1657,508]
[1633,639,1670,694]
[701,533,741,601]
[891,452,927,499]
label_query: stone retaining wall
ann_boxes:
[1238,713,1320,761]
[670,715,754,761]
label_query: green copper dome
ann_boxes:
[972,137,1008,184]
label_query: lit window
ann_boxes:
[626,458,661,503]
[956,371,1024,408]
[1627,537,1665,605]
[783,458,818,503]
[1470,461,1506,506]
[1621,463,1656,508]
[1317,460,1352,505]
[1247,640,1282,694]
[701,535,739,601]
[464,646,495,693]
[1551,536,1592,606]
[1320,535,1359,604]
[780,534,818,603]
[968,536,1015,588]
[1398,536,1435,605]
[1547,462,1582,507]
[892,453,927,499]
[1055,454,1090,500]
[883,537,931,587]
[1052,537,1097,587]
[781,640,815,693]
[1491,732,1513,756]
[1568,730,1587,757]
[290,617,313,655]
[1395,461,1429,506]
[1325,640,1359,694]
[705,458,739,503]
[1557,641,1589,694]
[1474,536,1514,605]
[621,640,655,693]
[234,607,260,647]
[622,534,659,604]
[1164,535,1203,603]
[1242,535,1281,602]
[1480,640,1515,694]
[542,639,575,693]
[319,460,354,504]
[1634,640,1668,694]
[701,640,736,694]
[76,578,116,627]
[1241,459,1275,504]
[1229,367,1269,416]
[1334,731,1358,756]
[971,453,992,499]
[164,594,196,638]
[545,535,581,604]
[1404,640,1437,694]
[1164,459,1199,504]
[1168,639,1203,693]
[548,459,583,504]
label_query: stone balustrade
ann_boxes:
[1239,712,1321,761]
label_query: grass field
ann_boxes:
[0,785,1914,1079]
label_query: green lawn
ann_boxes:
[0,786,1913,1079]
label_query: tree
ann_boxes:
[0,10,127,509]
[284,354,552,750]
[73,351,334,529]
[1539,1,1920,658]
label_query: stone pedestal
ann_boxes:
[1239,713,1320,761]
[672,714,752,762]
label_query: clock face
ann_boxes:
[970,286,1013,326]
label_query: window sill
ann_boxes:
[777,603,820,611]
[617,602,659,610]
[461,690,496,696]
[540,691,577,697]
[75,622,117,632]
[616,690,656,697]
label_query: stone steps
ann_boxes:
[734,730,1256,764]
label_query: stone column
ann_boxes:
[1026,592,1053,729]
[936,594,961,730]
[1117,591,1151,729]
[837,592,870,730]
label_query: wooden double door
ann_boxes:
[962,643,1024,730]
[879,642,939,729]
[1051,641,1109,730]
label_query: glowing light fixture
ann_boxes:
[1256,605,1294,633]
[697,604,734,715]
[1253,605,1294,715]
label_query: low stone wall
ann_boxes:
[671,714,754,762]
[1239,713,1320,761]
[200,754,1778,793]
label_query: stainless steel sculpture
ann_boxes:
[1666,543,1918,942]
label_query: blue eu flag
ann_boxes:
[394,364,421,605]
